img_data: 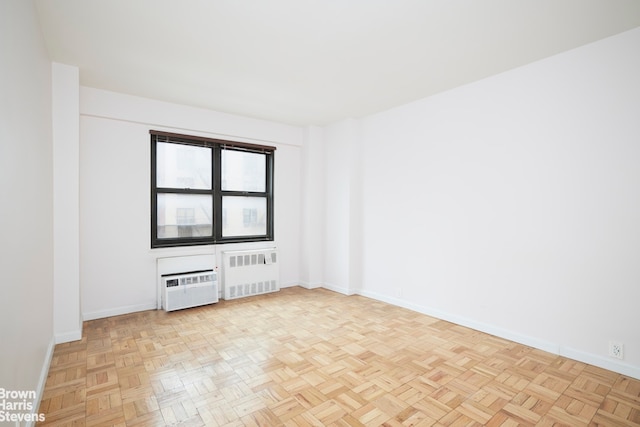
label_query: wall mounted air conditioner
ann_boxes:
[162,270,218,312]
[222,248,279,300]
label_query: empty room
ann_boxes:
[1,0,639,425]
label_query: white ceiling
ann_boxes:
[35,0,640,126]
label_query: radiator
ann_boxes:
[162,270,218,311]
[221,248,279,300]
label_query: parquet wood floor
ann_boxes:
[38,287,640,426]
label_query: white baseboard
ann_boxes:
[360,288,559,353]
[297,281,323,290]
[321,282,356,296]
[561,346,640,380]
[83,302,158,321]
[55,330,82,344]
[28,336,55,427]
[343,287,640,381]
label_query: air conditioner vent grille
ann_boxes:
[162,270,218,312]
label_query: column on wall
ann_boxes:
[52,62,82,343]
[321,118,363,295]
[299,126,325,288]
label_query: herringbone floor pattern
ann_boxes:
[38,287,640,426]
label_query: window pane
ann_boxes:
[222,196,267,237]
[157,142,211,189]
[221,149,266,192]
[157,194,212,238]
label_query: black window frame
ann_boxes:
[151,130,275,248]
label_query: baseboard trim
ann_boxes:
[561,346,640,380]
[29,336,55,427]
[55,329,82,344]
[83,302,158,321]
[352,288,639,381]
[357,288,558,354]
[322,282,356,296]
[297,281,323,290]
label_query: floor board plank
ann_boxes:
[37,287,640,426]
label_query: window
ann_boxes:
[151,130,274,248]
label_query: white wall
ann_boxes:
[79,88,304,320]
[0,0,55,412]
[323,27,640,378]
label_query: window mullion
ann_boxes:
[213,145,222,242]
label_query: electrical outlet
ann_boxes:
[609,341,624,359]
